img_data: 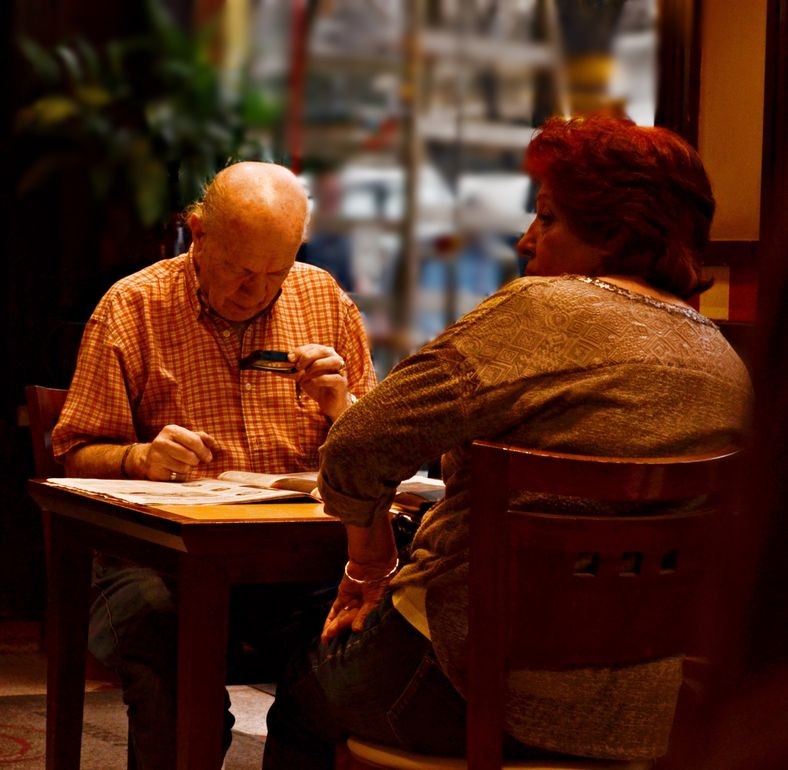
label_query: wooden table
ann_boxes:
[27,480,347,770]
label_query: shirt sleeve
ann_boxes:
[51,298,139,459]
[337,289,377,397]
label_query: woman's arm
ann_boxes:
[321,514,398,642]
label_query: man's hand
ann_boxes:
[64,425,219,480]
[137,425,219,481]
[289,344,354,422]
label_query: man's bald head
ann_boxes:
[191,161,309,243]
[187,162,310,322]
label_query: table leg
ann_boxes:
[45,514,93,770]
[176,557,230,770]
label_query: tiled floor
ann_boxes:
[0,620,274,736]
[0,621,49,696]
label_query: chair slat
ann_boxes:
[25,385,69,478]
[467,440,738,768]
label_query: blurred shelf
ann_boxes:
[421,29,556,70]
[307,52,403,73]
[419,112,535,149]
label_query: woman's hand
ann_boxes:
[320,558,396,644]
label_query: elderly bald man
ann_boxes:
[52,162,376,769]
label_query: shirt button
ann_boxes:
[245,382,252,391]
[222,330,231,338]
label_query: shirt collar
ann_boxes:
[183,246,204,321]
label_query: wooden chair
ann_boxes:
[25,385,69,480]
[346,440,739,770]
[25,385,135,767]
[25,385,69,568]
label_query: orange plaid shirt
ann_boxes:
[52,253,377,476]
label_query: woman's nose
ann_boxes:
[516,221,537,258]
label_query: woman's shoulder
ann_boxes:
[509,274,717,328]
[488,274,622,311]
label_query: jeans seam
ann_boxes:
[97,586,121,651]
[385,654,433,749]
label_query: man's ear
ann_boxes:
[189,213,205,242]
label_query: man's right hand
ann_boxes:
[140,425,218,481]
[64,426,219,480]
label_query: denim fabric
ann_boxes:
[90,556,334,770]
[263,594,467,770]
[262,594,584,770]
[90,557,234,770]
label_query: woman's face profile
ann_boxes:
[517,183,608,278]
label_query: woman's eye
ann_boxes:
[537,211,554,225]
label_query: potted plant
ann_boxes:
[14,0,281,252]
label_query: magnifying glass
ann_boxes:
[239,350,298,375]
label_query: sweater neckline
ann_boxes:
[568,275,718,328]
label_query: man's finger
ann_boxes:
[195,431,220,454]
[163,425,214,463]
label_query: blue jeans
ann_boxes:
[263,594,581,770]
[90,556,334,770]
[263,594,468,769]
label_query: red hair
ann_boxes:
[525,115,715,298]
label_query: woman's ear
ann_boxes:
[593,232,631,276]
[586,244,612,276]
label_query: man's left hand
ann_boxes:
[289,344,354,422]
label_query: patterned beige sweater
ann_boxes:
[319,275,752,759]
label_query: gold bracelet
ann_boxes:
[120,443,138,479]
[343,557,399,585]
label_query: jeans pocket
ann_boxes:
[386,653,467,756]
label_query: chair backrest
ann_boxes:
[25,385,69,478]
[467,440,740,770]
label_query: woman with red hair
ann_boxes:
[523,115,715,299]
[263,117,752,769]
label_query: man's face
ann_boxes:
[190,214,299,322]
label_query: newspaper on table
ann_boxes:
[47,470,445,507]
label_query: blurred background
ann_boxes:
[7,0,658,384]
[0,0,666,620]
[4,4,788,766]
[0,0,664,626]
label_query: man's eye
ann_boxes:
[537,212,554,225]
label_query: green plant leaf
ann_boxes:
[105,40,128,82]
[15,96,80,130]
[17,37,60,85]
[75,85,112,108]
[73,37,101,80]
[145,0,191,58]
[128,147,168,227]
[89,166,115,200]
[16,152,84,195]
[14,0,286,227]
[54,44,84,86]
[241,88,281,126]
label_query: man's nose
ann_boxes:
[239,273,266,297]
